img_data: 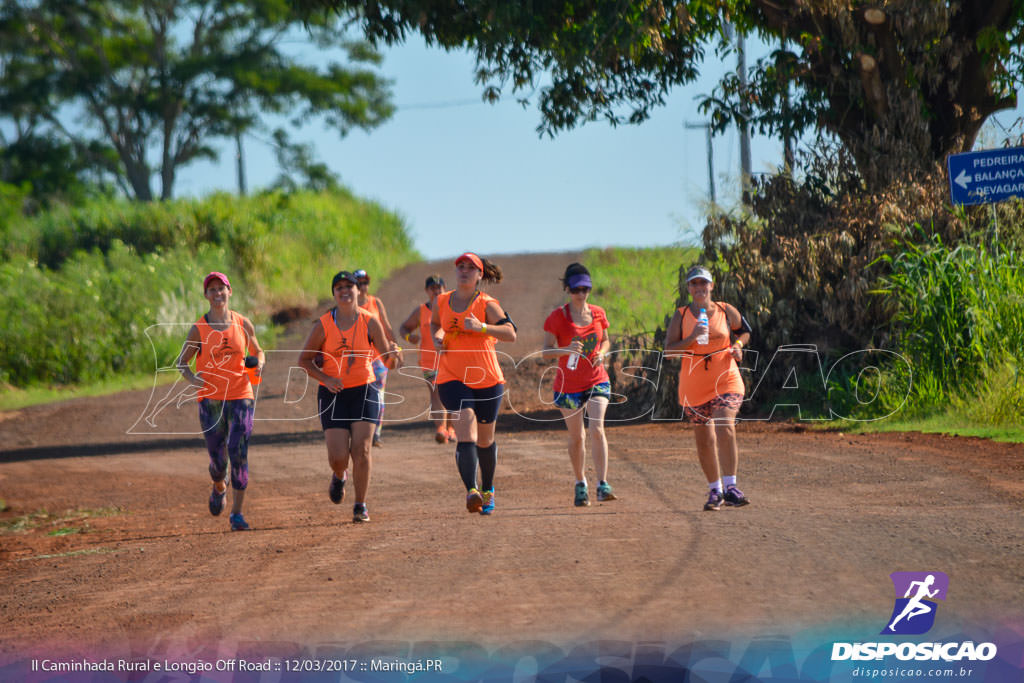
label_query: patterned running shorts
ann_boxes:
[683,392,743,425]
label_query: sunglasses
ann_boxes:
[569,286,591,294]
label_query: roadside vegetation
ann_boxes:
[0,187,419,408]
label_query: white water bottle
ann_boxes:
[567,336,580,370]
[696,308,709,345]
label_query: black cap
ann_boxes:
[331,270,357,290]
[425,275,445,288]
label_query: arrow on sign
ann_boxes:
[955,169,971,189]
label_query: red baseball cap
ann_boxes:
[203,271,231,291]
[455,252,484,272]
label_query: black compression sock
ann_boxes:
[455,442,479,491]
[478,442,497,492]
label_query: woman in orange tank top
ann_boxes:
[298,270,402,523]
[664,265,752,512]
[430,252,517,515]
[176,271,265,532]
[397,274,454,444]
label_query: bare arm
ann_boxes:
[176,324,205,387]
[663,310,697,356]
[374,298,397,343]
[542,331,582,360]
[397,306,421,344]
[297,321,342,392]
[368,314,403,368]
[462,300,516,342]
[241,317,266,376]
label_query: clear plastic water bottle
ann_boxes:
[567,338,580,370]
[696,308,709,345]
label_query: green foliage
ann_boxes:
[583,245,699,337]
[0,189,419,389]
[865,234,1024,419]
[0,0,394,201]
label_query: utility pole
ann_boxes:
[235,132,247,196]
[737,32,752,201]
[685,121,715,205]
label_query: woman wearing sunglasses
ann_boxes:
[431,252,517,515]
[542,263,616,507]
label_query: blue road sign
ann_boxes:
[947,146,1024,206]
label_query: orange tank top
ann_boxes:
[194,311,254,401]
[436,290,504,388]
[676,303,745,407]
[361,294,384,362]
[318,308,374,388]
[417,303,439,372]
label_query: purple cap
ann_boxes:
[566,273,592,289]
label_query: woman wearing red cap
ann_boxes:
[397,274,455,443]
[431,252,516,515]
[353,268,397,447]
[298,270,403,523]
[542,262,616,507]
[664,265,752,511]
[176,271,265,531]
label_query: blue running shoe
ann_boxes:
[723,485,750,507]
[466,488,483,513]
[328,473,346,504]
[352,503,370,523]
[574,482,590,507]
[229,512,250,531]
[208,483,227,516]
[704,489,724,511]
[480,489,495,515]
[596,481,617,502]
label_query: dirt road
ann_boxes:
[1,253,1022,681]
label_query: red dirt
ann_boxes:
[1,253,1022,676]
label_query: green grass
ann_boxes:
[835,412,1024,444]
[0,370,177,411]
[0,506,124,534]
[583,244,700,336]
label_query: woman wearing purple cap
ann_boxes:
[664,264,752,511]
[176,271,265,531]
[542,263,616,507]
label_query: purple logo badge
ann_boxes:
[882,571,949,635]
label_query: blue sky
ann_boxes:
[179,35,1020,261]
[177,36,788,261]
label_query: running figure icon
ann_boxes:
[887,574,939,632]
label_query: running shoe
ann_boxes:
[596,482,617,502]
[466,488,484,513]
[352,503,370,523]
[723,485,750,507]
[447,426,457,442]
[574,482,590,507]
[229,512,250,531]
[328,473,346,504]
[480,489,495,515]
[434,428,448,444]
[704,489,724,511]
[372,434,383,447]
[208,482,227,516]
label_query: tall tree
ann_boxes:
[0,0,394,201]
[294,1,1024,188]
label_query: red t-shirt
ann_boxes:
[543,303,610,393]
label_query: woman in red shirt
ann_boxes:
[664,265,752,512]
[176,272,265,532]
[397,274,454,443]
[298,270,402,523]
[431,252,517,515]
[542,263,616,507]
